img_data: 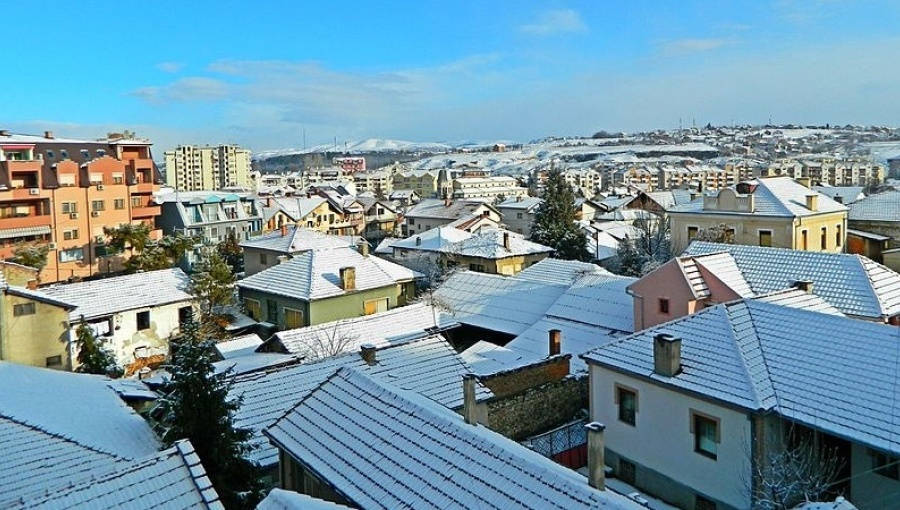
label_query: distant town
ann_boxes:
[1,123,898,510]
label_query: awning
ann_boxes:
[0,225,51,240]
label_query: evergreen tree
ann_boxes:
[151,320,263,509]
[105,225,194,272]
[74,320,122,377]
[530,168,590,261]
[218,231,244,275]
[189,249,236,339]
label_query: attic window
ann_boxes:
[658,298,670,314]
[46,150,54,159]
[60,150,68,159]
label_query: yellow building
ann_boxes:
[164,144,253,191]
[669,177,848,254]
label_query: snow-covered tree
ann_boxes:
[747,434,843,509]
[607,216,672,276]
[151,320,263,509]
[694,223,735,244]
[531,167,590,261]
[73,320,122,378]
[189,249,236,339]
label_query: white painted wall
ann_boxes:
[590,365,753,509]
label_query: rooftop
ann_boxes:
[240,225,358,254]
[405,198,495,220]
[669,177,847,217]
[440,228,552,259]
[848,190,900,222]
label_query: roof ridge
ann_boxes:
[724,301,778,411]
[0,412,129,461]
[174,439,221,507]
[855,254,897,317]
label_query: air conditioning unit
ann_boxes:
[91,211,100,217]
[69,213,78,219]
[28,188,39,195]
[48,243,57,250]
[96,184,104,190]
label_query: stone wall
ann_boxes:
[486,374,588,441]
[480,355,570,398]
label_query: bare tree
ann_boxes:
[745,434,843,509]
[695,223,735,244]
[303,321,359,360]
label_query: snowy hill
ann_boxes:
[254,138,455,160]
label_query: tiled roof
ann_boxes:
[269,303,459,359]
[517,258,609,284]
[11,440,223,510]
[752,288,844,316]
[405,199,492,220]
[268,196,328,221]
[685,241,900,320]
[643,190,694,210]
[264,368,639,510]
[675,252,754,299]
[237,247,420,302]
[40,268,192,320]
[544,273,635,333]
[240,226,358,253]
[215,333,264,359]
[812,186,865,204]
[849,190,900,222]
[390,225,471,252]
[584,299,900,455]
[497,196,543,210]
[441,228,552,259]
[670,177,847,217]
[230,335,491,468]
[257,489,352,509]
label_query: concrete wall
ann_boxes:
[1,292,71,369]
[498,207,536,237]
[849,442,900,510]
[590,364,753,509]
[629,261,698,330]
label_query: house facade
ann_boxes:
[497,196,542,237]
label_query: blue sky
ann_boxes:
[4,1,900,151]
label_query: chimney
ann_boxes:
[516,195,523,202]
[280,224,288,237]
[585,422,606,490]
[339,266,356,291]
[360,343,377,365]
[444,196,452,207]
[548,329,561,356]
[44,130,54,139]
[462,374,478,425]
[26,279,38,290]
[833,195,843,204]
[805,193,818,212]
[793,280,814,293]
[358,240,369,257]
[415,236,422,246]
[502,232,510,250]
[653,333,682,377]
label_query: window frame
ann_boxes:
[690,409,720,460]
[13,302,36,316]
[820,226,827,250]
[687,226,699,241]
[284,307,304,329]
[615,383,638,426]
[136,310,151,331]
[45,355,63,368]
[758,229,773,247]
[244,298,261,320]
[658,298,670,315]
[873,450,900,480]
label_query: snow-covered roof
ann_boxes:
[849,190,900,222]
[583,299,900,456]
[440,228,552,259]
[230,335,491,468]
[215,333,264,359]
[374,236,400,254]
[239,225,358,253]
[268,303,459,359]
[405,198,494,220]
[40,268,192,320]
[670,177,847,217]
[9,440,223,510]
[390,225,472,252]
[752,288,844,316]
[794,497,858,510]
[517,257,609,283]
[237,247,420,302]
[213,352,300,376]
[268,196,328,221]
[497,196,543,210]
[257,489,352,510]
[812,186,865,204]
[265,368,639,510]
[685,242,900,320]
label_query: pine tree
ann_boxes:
[151,320,262,509]
[74,320,122,377]
[189,249,236,339]
[218,231,244,275]
[530,168,590,261]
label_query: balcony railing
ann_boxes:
[131,205,161,218]
[0,214,53,230]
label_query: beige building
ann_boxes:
[767,156,884,187]
[451,176,527,200]
[669,177,848,254]
[164,144,252,191]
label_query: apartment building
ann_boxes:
[392,169,441,198]
[451,175,528,200]
[332,156,365,172]
[767,156,884,187]
[164,144,252,191]
[0,130,162,283]
[353,169,392,196]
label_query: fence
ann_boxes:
[521,418,587,469]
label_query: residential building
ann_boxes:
[847,190,900,269]
[41,268,194,374]
[352,169,392,195]
[154,190,263,270]
[258,490,351,510]
[229,335,491,477]
[668,177,848,253]
[623,189,695,217]
[260,196,343,233]
[497,196,542,237]
[240,225,358,276]
[451,175,528,200]
[388,188,420,206]
[0,130,162,283]
[357,196,398,241]
[563,168,603,196]
[583,299,900,510]
[332,156,365,173]
[681,241,900,323]
[264,367,640,509]
[403,198,501,236]
[812,185,865,205]
[236,246,419,329]
[392,169,440,198]
[767,155,884,186]
[164,144,252,191]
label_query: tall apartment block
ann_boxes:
[164,144,252,191]
[0,130,163,283]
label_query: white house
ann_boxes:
[41,268,194,372]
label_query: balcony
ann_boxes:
[10,187,49,200]
[131,205,161,218]
[0,214,53,230]
[130,182,156,193]
[1,160,42,173]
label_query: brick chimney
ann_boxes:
[280,224,288,237]
[44,130,54,139]
[502,232,510,250]
[585,422,606,490]
[339,266,356,291]
[463,374,479,424]
[360,343,377,365]
[548,329,561,356]
[805,193,818,212]
[653,333,682,377]
[793,280,814,293]
[358,240,369,257]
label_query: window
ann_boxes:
[46,150,55,159]
[516,212,523,219]
[244,299,260,320]
[60,149,68,159]
[616,385,637,426]
[618,459,636,485]
[91,200,105,212]
[59,248,84,262]
[469,263,486,272]
[132,196,142,207]
[112,175,124,184]
[210,227,218,237]
[45,355,63,368]
[13,302,36,316]
[80,149,90,159]
[63,229,79,241]
[820,227,827,250]
[284,307,304,329]
[691,411,720,460]
[759,230,772,247]
[364,298,389,316]
[266,300,278,322]
[687,226,699,241]
[61,202,77,214]
[97,149,106,157]
[408,218,415,225]
[836,224,842,247]
[658,298,670,315]
[114,198,125,210]
[178,306,193,326]
[873,450,900,480]
[695,495,717,510]
[801,229,808,250]
[136,311,150,330]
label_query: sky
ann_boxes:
[4,0,900,153]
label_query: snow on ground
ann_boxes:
[863,141,900,163]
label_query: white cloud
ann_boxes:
[519,9,587,36]
[660,38,733,56]
[131,77,230,103]
[155,61,184,73]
